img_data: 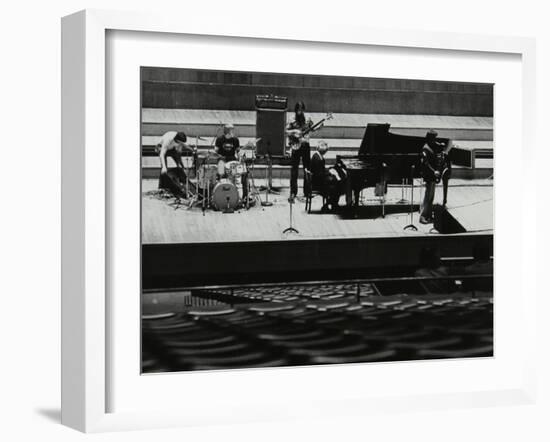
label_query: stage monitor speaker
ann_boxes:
[256,107,287,158]
[433,204,466,234]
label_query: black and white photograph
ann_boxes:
[140,66,494,373]
[6,0,550,438]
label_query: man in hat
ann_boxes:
[215,123,240,162]
[157,130,195,198]
[419,129,451,224]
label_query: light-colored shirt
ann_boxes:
[156,131,180,153]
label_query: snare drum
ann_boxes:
[211,179,240,211]
[225,160,240,177]
[235,163,246,175]
[225,160,246,186]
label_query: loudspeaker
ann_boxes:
[433,204,466,234]
[256,108,287,157]
[255,94,288,158]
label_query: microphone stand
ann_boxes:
[283,196,299,234]
[261,155,274,207]
[404,165,418,231]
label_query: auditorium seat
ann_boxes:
[188,306,236,316]
[142,280,493,372]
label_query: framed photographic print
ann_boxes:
[61,9,537,432]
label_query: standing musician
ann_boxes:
[286,101,323,200]
[420,129,451,224]
[310,141,351,212]
[214,123,249,201]
[157,131,195,198]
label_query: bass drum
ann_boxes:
[211,179,240,211]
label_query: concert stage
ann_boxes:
[142,178,493,288]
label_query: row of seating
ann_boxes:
[141,109,494,177]
[198,282,377,304]
[142,282,493,373]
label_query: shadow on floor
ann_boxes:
[35,407,61,423]
[307,203,420,219]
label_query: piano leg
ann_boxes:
[344,180,353,206]
[345,189,361,218]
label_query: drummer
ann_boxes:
[214,123,248,201]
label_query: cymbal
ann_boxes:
[242,137,262,149]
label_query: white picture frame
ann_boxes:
[61,9,537,433]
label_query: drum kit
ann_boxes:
[184,137,262,214]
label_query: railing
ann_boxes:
[142,273,493,307]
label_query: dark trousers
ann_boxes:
[312,174,350,208]
[421,181,436,220]
[290,143,311,196]
[421,177,450,220]
[159,167,188,198]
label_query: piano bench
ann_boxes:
[305,190,327,214]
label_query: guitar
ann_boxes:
[287,112,333,151]
[421,142,451,183]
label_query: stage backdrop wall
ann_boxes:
[142,68,494,116]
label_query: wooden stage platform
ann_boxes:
[142,178,493,288]
[142,178,493,245]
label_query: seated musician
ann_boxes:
[214,123,249,201]
[420,129,451,224]
[157,131,195,198]
[309,141,350,212]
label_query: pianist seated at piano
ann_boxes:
[309,141,351,212]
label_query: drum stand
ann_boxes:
[182,160,197,207]
[261,158,274,207]
[283,196,299,235]
[187,185,208,214]
[397,178,409,204]
[260,155,281,207]
[223,195,235,214]
[404,165,418,231]
[245,158,262,210]
[187,161,209,215]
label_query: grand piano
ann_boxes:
[336,123,451,211]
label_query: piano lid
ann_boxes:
[358,123,433,156]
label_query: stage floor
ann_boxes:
[142,178,493,245]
